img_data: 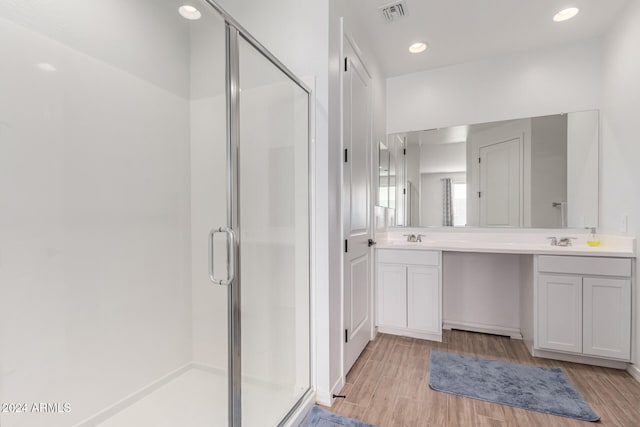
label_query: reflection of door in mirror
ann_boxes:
[468,119,527,227]
[479,138,522,227]
[387,110,598,229]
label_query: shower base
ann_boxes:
[96,367,303,427]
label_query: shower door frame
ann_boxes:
[204,1,314,426]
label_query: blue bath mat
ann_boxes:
[429,350,599,422]
[300,406,375,427]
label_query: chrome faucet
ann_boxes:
[557,237,576,247]
[403,234,425,243]
[547,236,576,246]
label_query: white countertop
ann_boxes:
[375,231,635,258]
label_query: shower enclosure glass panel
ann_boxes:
[0,1,229,426]
[237,37,311,426]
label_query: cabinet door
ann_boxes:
[376,263,407,328]
[583,277,631,360]
[407,266,441,333]
[538,274,582,353]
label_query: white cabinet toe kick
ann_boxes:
[375,246,634,369]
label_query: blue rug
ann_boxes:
[429,350,599,422]
[300,406,375,427]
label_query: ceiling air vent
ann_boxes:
[380,1,407,22]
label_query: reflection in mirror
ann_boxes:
[377,136,399,209]
[378,141,390,207]
[384,110,599,229]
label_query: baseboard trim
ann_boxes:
[316,376,344,407]
[74,362,192,426]
[378,326,442,342]
[627,364,640,383]
[443,320,522,340]
[532,348,630,369]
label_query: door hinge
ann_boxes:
[478,157,481,163]
[344,57,348,72]
[403,148,406,155]
[344,239,348,253]
[344,148,348,163]
[478,191,482,198]
[345,329,348,343]
[403,188,406,195]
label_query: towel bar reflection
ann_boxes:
[209,226,236,286]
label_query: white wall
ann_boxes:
[0,3,192,425]
[601,0,640,379]
[189,11,229,373]
[387,39,603,133]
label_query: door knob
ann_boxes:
[368,239,377,247]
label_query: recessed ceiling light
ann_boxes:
[409,42,427,54]
[553,7,579,22]
[179,5,201,20]
[36,63,57,72]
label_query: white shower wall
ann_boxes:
[0,3,195,426]
[188,7,229,374]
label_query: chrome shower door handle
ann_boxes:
[209,226,236,286]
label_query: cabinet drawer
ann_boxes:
[538,256,631,278]
[377,249,440,266]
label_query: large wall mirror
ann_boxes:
[379,110,599,229]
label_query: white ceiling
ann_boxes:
[350,0,630,77]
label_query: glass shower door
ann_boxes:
[235,35,311,426]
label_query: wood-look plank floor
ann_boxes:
[322,331,640,427]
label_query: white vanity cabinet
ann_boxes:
[536,255,632,361]
[376,249,442,341]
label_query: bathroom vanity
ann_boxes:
[374,231,635,368]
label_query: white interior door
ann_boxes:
[479,138,522,226]
[342,36,372,374]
